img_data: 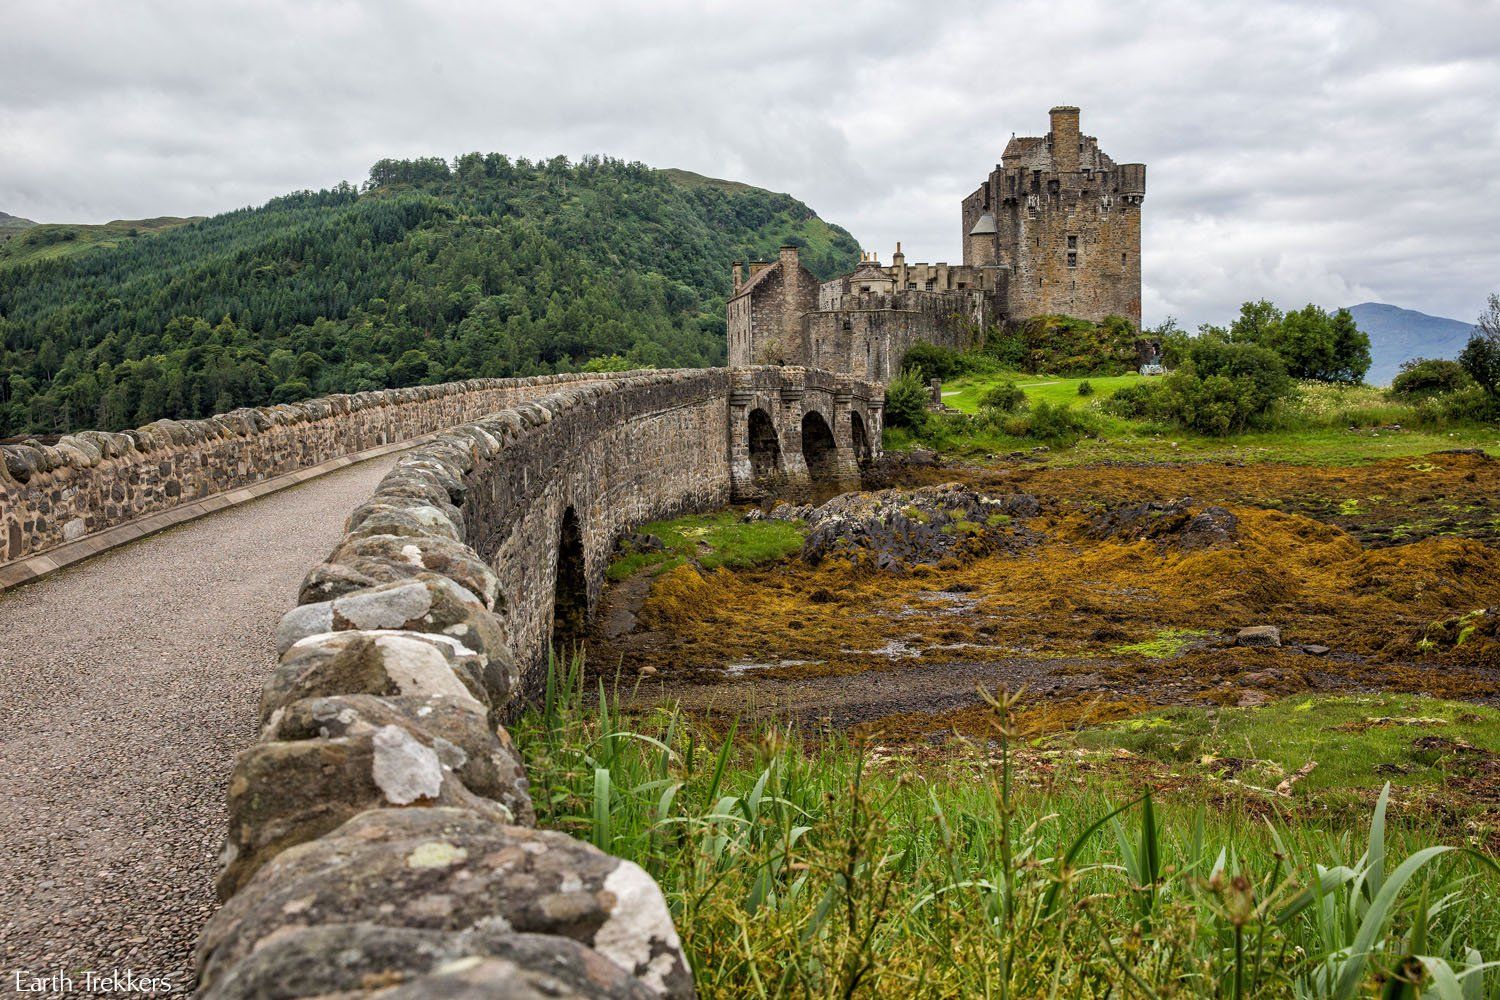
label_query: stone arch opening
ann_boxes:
[849,411,872,467]
[801,411,838,483]
[551,506,587,664]
[747,408,782,489]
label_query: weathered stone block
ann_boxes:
[217,726,515,898]
[197,808,693,998]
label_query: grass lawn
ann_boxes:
[892,370,1500,467]
[941,370,1144,412]
[606,510,805,581]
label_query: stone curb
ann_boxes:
[0,435,430,592]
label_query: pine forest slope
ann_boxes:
[0,155,860,435]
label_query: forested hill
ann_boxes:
[0,155,860,435]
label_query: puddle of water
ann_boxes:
[842,638,923,659]
[892,590,983,619]
[723,658,823,676]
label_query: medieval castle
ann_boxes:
[727,106,1146,381]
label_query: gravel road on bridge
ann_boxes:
[0,455,399,994]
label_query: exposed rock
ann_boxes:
[200,924,658,999]
[265,692,534,825]
[800,483,1041,571]
[1235,625,1282,648]
[216,728,516,899]
[1236,690,1272,708]
[1300,644,1331,656]
[1087,498,1238,550]
[197,808,693,999]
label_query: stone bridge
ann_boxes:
[0,364,881,996]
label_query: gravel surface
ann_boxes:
[0,455,398,996]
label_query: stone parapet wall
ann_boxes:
[196,371,726,997]
[0,372,644,565]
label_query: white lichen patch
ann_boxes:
[399,544,426,566]
[373,635,482,707]
[371,725,444,804]
[336,582,433,629]
[593,860,687,995]
[406,840,469,870]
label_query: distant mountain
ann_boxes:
[1344,302,1477,385]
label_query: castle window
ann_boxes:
[1067,252,1078,268]
[957,282,967,289]
[1067,235,1078,249]
[925,279,935,291]
[1121,252,1127,265]
[907,281,916,290]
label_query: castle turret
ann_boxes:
[1049,105,1081,173]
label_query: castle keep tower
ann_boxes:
[961,106,1145,328]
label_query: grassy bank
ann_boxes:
[891,375,1500,467]
[606,511,805,581]
[518,662,1500,998]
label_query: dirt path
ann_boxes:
[0,455,397,994]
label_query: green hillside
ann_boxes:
[0,216,201,271]
[0,155,860,435]
[0,211,37,249]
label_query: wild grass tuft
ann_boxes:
[519,656,1500,998]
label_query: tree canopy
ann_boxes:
[0,155,859,435]
[1227,300,1372,383]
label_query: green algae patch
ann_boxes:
[1111,628,1209,659]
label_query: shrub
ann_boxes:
[1005,400,1100,445]
[1077,380,1095,396]
[900,343,996,382]
[1106,339,1292,435]
[1425,384,1500,424]
[884,367,930,430]
[1390,358,1472,399]
[978,381,1026,412]
[981,326,1027,369]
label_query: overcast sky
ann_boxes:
[3,0,1498,329]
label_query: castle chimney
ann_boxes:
[1050,105,1081,173]
[891,242,905,266]
[732,261,743,293]
[780,245,800,272]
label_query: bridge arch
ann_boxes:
[850,410,872,467]
[550,505,587,662]
[747,407,783,493]
[800,410,839,485]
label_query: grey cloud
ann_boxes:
[1,0,1497,329]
